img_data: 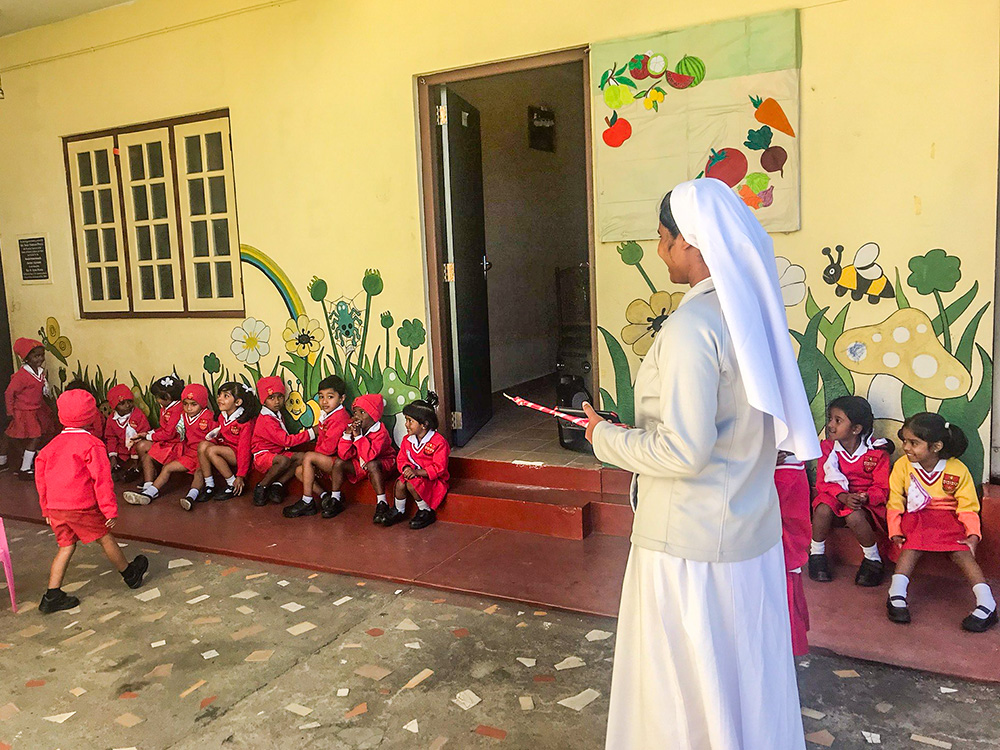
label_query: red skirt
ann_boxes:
[176,448,200,473]
[148,441,185,466]
[345,456,396,484]
[6,406,58,440]
[813,493,888,525]
[400,475,449,509]
[47,507,110,546]
[786,571,810,656]
[900,509,970,552]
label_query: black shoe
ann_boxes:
[252,485,268,507]
[283,499,318,518]
[409,508,437,529]
[0,463,9,473]
[267,483,287,504]
[120,466,141,483]
[373,502,390,525]
[320,494,345,519]
[961,606,998,633]
[886,595,911,624]
[201,484,219,501]
[854,558,884,587]
[122,555,149,589]
[380,508,406,527]
[214,485,235,501]
[195,490,211,503]
[808,554,833,582]
[39,589,80,614]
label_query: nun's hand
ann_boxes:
[582,402,605,443]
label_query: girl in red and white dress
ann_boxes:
[130,375,185,495]
[103,383,150,480]
[3,337,58,478]
[887,413,996,632]
[250,376,316,506]
[391,392,450,530]
[199,381,259,502]
[775,451,812,656]
[331,394,396,525]
[809,395,893,587]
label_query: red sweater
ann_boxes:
[315,406,352,455]
[815,439,890,508]
[104,408,151,457]
[215,411,255,477]
[149,401,183,445]
[181,408,216,452]
[251,408,314,456]
[5,365,47,412]
[35,428,117,519]
[397,430,450,482]
[338,422,396,465]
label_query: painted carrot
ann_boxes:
[749,95,795,137]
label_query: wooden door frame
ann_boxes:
[415,46,598,443]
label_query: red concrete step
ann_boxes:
[590,493,632,538]
[450,456,602,492]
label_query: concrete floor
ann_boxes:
[1,519,998,750]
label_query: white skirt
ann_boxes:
[605,542,805,750]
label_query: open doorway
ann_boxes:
[418,50,600,467]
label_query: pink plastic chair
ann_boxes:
[0,517,15,613]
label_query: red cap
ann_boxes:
[352,394,384,423]
[107,384,135,411]
[257,376,285,401]
[14,338,43,361]
[181,383,210,409]
[57,389,99,429]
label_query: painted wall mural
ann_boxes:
[599,243,993,482]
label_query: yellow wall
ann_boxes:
[0,0,996,467]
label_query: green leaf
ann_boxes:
[652,101,658,112]
[894,268,910,309]
[614,64,627,77]
[823,303,854,393]
[900,384,926,418]
[932,281,979,337]
[409,357,424,387]
[809,387,826,433]
[805,288,820,320]
[743,125,773,151]
[394,350,406,382]
[598,326,634,426]
[600,388,617,413]
[953,302,989,370]
[616,77,637,88]
[420,376,429,396]
[599,70,610,89]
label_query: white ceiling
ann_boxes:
[0,0,133,38]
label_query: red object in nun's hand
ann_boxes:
[502,394,625,428]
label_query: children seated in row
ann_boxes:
[104,384,150,480]
[3,337,57,478]
[251,376,317,506]
[198,381,259,502]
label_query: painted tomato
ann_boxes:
[704,147,748,188]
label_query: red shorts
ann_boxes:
[148,441,184,466]
[5,407,58,440]
[345,456,396,484]
[47,507,110,547]
[900,509,970,552]
[252,450,294,474]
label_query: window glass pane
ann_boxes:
[205,132,224,171]
[158,264,175,299]
[195,263,212,298]
[81,191,97,225]
[150,182,168,220]
[95,150,111,184]
[212,219,230,255]
[216,262,234,298]
[132,186,149,221]
[89,267,105,301]
[106,266,122,300]
[208,176,227,213]
[139,266,155,300]
[77,152,94,186]
[136,225,152,261]
[102,228,118,262]
[128,145,145,181]
[188,179,206,215]
[154,224,171,260]
[192,221,209,257]
[147,141,164,178]
[85,229,100,263]
[99,188,115,223]
[185,135,203,174]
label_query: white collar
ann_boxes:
[164,400,180,410]
[318,405,344,424]
[677,277,716,309]
[365,421,382,436]
[221,406,244,425]
[113,409,134,426]
[62,427,91,434]
[184,408,209,424]
[260,406,280,419]
[22,364,45,381]
[407,429,436,451]
[911,459,947,484]
[833,439,870,463]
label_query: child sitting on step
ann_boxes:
[329,394,396,525]
[250,376,316,506]
[199,381,259,501]
[392,393,450,530]
[104,384,150,481]
[130,375,185,497]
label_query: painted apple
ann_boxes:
[603,113,632,148]
[704,147,748,187]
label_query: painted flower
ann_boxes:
[308,276,328,302]
[775,256,806,307]
[363,268,384,296]
[617,241,643,266]
[282,315,324,358]
[621,291,685,356]
[907,249,961,295]
[285,390,307,420]
[230,317,271,365]
[380,311,394,330]
[203,352,221,374]
[397,319,426,350]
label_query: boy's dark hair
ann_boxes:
[658,191,681,238]
[317,375,348,398]
[150,375,184,402]
[64,379,94,395]
[899,412,968,459]
[829,395,894,454]
[218,381,261,423]
[402,391,440,432]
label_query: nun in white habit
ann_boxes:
[584,177,821,749]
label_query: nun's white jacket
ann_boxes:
[593,278,781,563]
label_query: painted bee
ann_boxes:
[821,243,894,304]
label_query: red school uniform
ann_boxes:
[315,406,351,456]
[5,365,58,440]
[105,408,151,461]
[146,400,185,465]
[250,408,315,474]
[775,459,811,656]
[213,409,255,478]
[397,430,450,509]
[338,422,396,482]
[173,383,216,473]
[813,438,890,528]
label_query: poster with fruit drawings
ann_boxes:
[592,9,801,241]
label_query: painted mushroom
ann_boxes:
[833,308,971,400]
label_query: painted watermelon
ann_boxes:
[664,70,694,90]
[675,55,706,87]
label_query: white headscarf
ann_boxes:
[669,178,821,460]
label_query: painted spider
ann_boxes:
[329,299,363,348]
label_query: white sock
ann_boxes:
[331,491,342,501]
[225,475,236,487]
[204,476,215,489]
[972,583,997,617]
[394,495,407,513]
[145,486,160,499]
[301,496,313,505]
[810,539,826,555]
[0,454,7,466]
[889,574,909,600]
[186,489,199,500]
[20,450,35,472]
[416,500,431,511]
[861,543,881,562]
[376,498,389,508]
[143,481,155,492]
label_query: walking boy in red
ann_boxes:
[34,390,149,613]
[104,383,150,480]
[392,393,450,529]
[200,381,259,501]
[251,376,316,506]
[775,451,812,656]
[4,337,58,478]
[331,394,396,524]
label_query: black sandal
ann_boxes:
[886,595,911,624]
[961,605,998,633]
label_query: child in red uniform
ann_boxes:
[131,375,185,495]
[104,383,150,480]
[328,394,397,525]
[63,381,105,441]
[34,390,149,613]
[284,375,351,518]
[809,395,892,587]
[124,384,215,509]
[887,413,997,632]
[250,376,316,506]
[199,381,259,502]
[4,337,58,478]
[391,393,450,530]
[775,451,812,656]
